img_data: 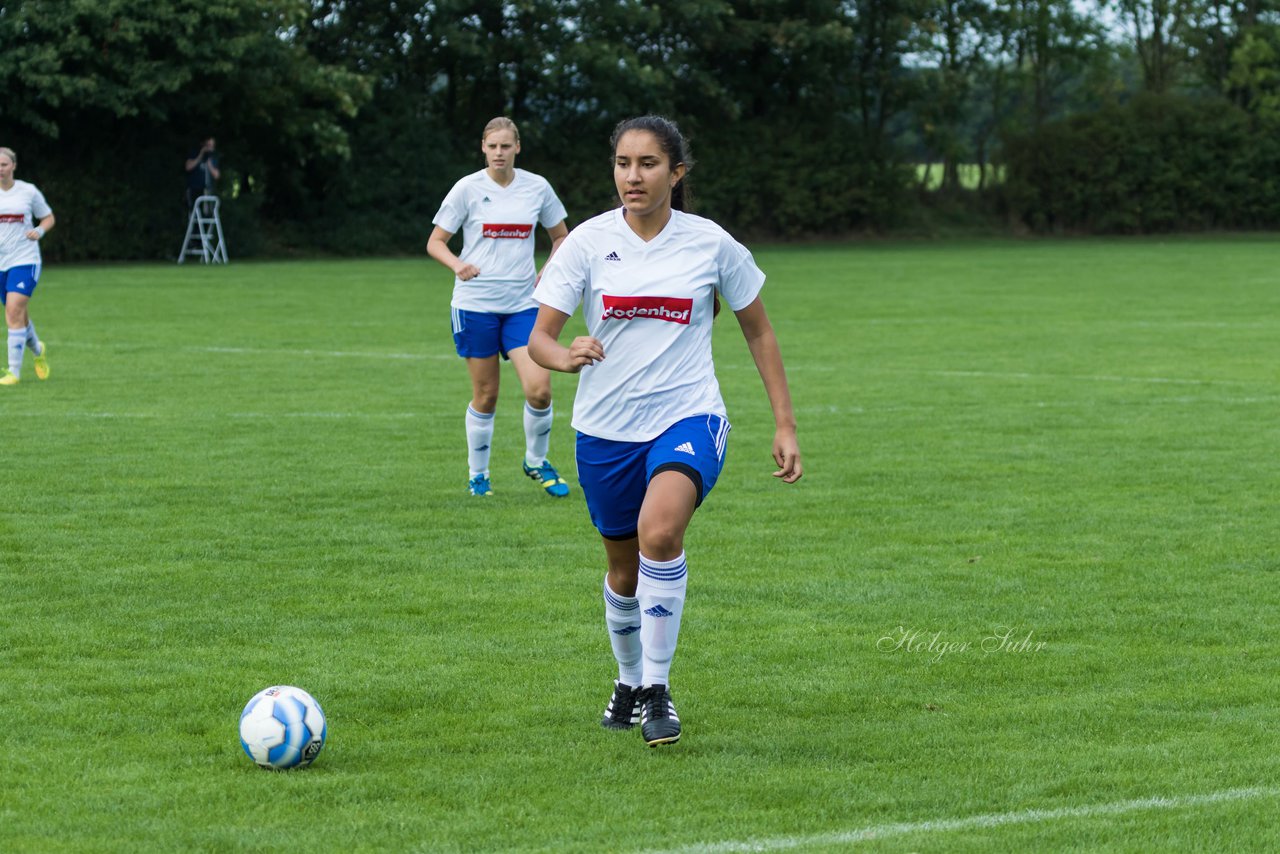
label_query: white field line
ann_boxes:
[925,369,1248,386]
[71,343,1266,387]
[55,394,1280,421]
[795,395,1280,415]
[720,365,1262,383]
[1128,320,1275,329]
[57,411,435,420]
[48,342,454,361]
[191,345,453,361]
[857,320,1274,329]
[648,785,1280,854]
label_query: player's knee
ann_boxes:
[606,564,639,594]
[471,387,499,411]
[525,387,551,410]
[636,525,685,562]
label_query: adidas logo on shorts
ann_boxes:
[673,441,695,456]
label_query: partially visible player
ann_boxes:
[427,117,572,498]
[0,146,53,386]
[528,116,803,747]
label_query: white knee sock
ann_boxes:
[603,575,643,686]
[465,405,494,477]
[7,328,24,375]
[637,552,688,687]
[523,402,553,468]
[25,321,41,355]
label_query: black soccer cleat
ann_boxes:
[601,680,642,730]
[639,684,681,746]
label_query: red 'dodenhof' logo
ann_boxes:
[0,215,24,223]
[482,223,533,239]
[601,295,693,325]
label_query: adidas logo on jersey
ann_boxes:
[673,442,695,456]
[644,604,674,618]
[482,196,492,203]
[604,251,621,261]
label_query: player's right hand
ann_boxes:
[455,263,481,281]
[566,336,605,372]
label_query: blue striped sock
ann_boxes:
[603,575,642,686]
[7,328,24,375]
[25,321,41,354]
[465,405,495,477]
[637,552,688,687]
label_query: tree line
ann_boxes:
[2,0,1278,261]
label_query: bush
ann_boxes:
[1003,93,1278,233]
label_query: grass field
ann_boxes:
[3,237,1279,851]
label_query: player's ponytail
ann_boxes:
[671,174,692,213]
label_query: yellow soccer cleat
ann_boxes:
[33,344,49,380]
[0,371,18,386]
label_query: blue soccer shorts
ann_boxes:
[0,265,41,303]
[451,306,537,360]
[576,413,731,540]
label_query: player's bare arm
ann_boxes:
[529,305,604,373]
[734,296,803,483]
[426,225,480,280]
[536,221,570,285]
[26,214,54,241]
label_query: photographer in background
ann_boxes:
[184,136,221,208]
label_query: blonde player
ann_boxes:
[0,147,53,386]
[427,118,572,498]
[529,116,802,747]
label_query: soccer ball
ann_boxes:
[238,685,327,770]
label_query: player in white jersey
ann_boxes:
[530,116,802,747]
[427,117,572,498]
[0,147,54,386]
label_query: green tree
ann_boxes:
[915,0,995,192]
[1226,23,1280,120]
[1002,0,1109,128]
[1112,0,1197,93]
[1183,0,1279,96]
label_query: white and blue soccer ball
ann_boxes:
[238,685,327,770]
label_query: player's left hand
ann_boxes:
[771,428,802,483]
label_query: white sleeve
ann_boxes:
[716,236,766,311]
[539,181,568,228]
[31,188,52,219]
[533,232,587,316]
[431,181,468,233]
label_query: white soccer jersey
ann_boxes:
[535,208,766,442]
[433,168,567,314]
[0,181,52,271]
